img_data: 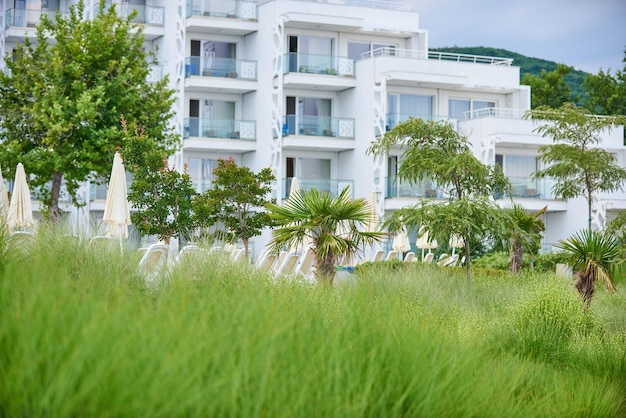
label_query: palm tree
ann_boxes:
[556,229,620,307]
[266,187,385,285]
[505,204,546,274]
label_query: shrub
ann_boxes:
[492,278,601,364]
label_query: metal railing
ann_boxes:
[184,57,257,80]
[257,0,410,11]
[283,53,354,76]
[362,47,513,66]
[186,0,257,20]
[463,108,527,120]
[183,118,256,140]
[282,115,355,139]
[283,178,354,199]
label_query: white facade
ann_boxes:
[1,0,624,256]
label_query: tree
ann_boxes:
[556,230,620,308]
[266,187,384,285]
[521,64,575,109]
[367,118,510,287]
[527,103,626,231]
[194,158,276,258]
[583,49,626,116]
[0,0,176,222]
[121,119,197,245]
[503,204,546,274]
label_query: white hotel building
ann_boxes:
[1,0,625,256]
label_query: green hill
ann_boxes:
[430,46,589,103]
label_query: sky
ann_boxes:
[406,0,626,74]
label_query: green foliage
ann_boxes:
[193,158,276,256]
[521,64,575,109]
[367,117,511,286]
[1,230,625,417]
[122,119,196,243]
[583,50,626,116]
[502,204,546,273]
[528,103,626,230]
[556,229,621,306]
[0,0,176,222]
[266,187,385,284]
[493,279,601,364]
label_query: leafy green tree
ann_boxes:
[556,230,620,307]
[0,0,176,222]
[583,49,626,116]
[121,119,197,245]
[266,187,384,285]
[367,118,510,287]
[527,103,626,231]
[521,64,575,109]
[194,158,276,258]
[503,204,546,274]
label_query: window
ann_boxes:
[387,94,433,129]
[448,99,495,120]
[285,96,331,135]
[288,36,333,72]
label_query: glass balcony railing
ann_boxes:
[183,118,256,140]
[385,113,450,131]
[192,179,213,194]
[5,8,67,29]
[283,53,354,76]
[186,0,257,20]
[282,115,355,139]
[184,57,257,80]
[117,4,165,26]
[386,177,444,199]
[283,178,354,200]
[496,176,559,200]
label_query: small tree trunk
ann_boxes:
[509,240,522,274]
[575,271,595,308]
[464,239,472,289]
[243,237,250,260]
[48,171,63,223]
[315,253,336,286]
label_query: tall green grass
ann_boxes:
[1,230,625,417]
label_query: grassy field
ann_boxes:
[1,231,625,417]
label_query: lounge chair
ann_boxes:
[371,249,384,262]
[256,253,277,272]
[274,252,300,276]
[422,252,435,263]
[385,250,399,261]
[175,244,207,264]
[403,252,416,262]
[139,243,168,275]
[294,248,315,277]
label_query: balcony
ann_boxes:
[183,118,256,152]
[283,178,354,200]
[192,179,213,194]
[282,53,356,91]
[185,0,257,35]
[4,8,67,39]
[281,115,355,151]
[116,4,165,40]
[184,57,257,94]
[497,176,559,200]
[385,177,443,199]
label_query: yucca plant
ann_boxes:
[266,187,385,285]
[504,204,546,274]
[556,229,620,307]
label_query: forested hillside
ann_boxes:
[430,46,588,103]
